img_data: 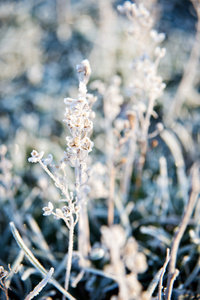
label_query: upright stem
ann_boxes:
[64,215,74,295]
[76,164,91,266]
[121,128,136,202]
[136,96,155,187]
[108,163,116,226]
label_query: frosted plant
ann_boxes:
[117,1,154,50]
[28,60,96,293]
[89,162,109,199]
[91,76,127,226]
[101,225,147,300]
[117,1,166,187]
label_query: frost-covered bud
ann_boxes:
[42,202,54,216]
[150,30,165,43]
[81,137,94,152]
[64,97,76,106]
[74,204,80,214]
[155,47,166,58]
[117,1,132,14]
[76,59,91,85]
[67,136,81,149]
[28,150,44,163]
[62,206,71,217]
[83,118,93,131]
[42,154,53,166]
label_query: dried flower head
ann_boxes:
[28,150,44,163]
[42,202,54,216]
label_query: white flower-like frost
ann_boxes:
[28,150,44,163]
[42,202,54,216]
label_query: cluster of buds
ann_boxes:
[117,1,153,40]
[42,195,80,229]
[131,55,166,101]
[61,60,96,168]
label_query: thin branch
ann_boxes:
[63,215,75,299]
[158,248,170,300]
[165,163,200,300]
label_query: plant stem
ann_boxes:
[64,215,74,292]
[158,248,170,300]
[136,95,155,187]
[165,164,200,300]
[108,163,115,226]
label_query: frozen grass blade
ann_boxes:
[10,222,76,300]
[25,267,54,300]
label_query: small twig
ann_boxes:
[165,163,200,300]
[145,269,163,299]
[158,248,170,300]
[165,269,179,300]
[63,215,75,299]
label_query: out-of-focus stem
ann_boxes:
[121,129,136,203]
[165,163,200,300]
[76,164,91,267]
[136,96,155,187]
[63,215,74,299]
[108,163,116,226]
[158,248,170,300]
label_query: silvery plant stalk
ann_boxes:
[28,60,96,294]
[118,1,166,188]
[62,60,96,267]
